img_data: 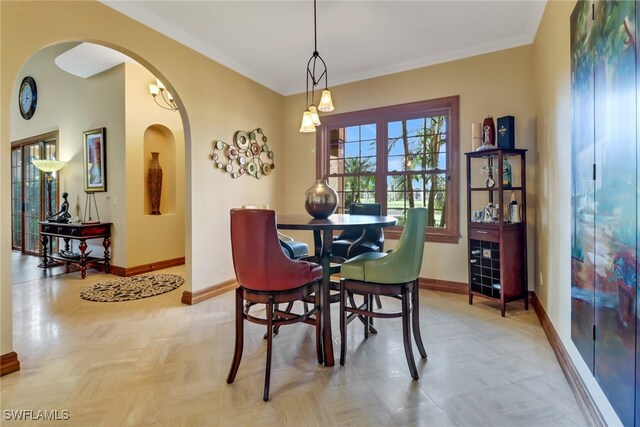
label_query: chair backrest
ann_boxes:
[230,208,315,291]
[337,203,383,242]
[365,207,428,284]
[241,204,305,257]
[349,203,381,216]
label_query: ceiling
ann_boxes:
[101,0,547,96]
[55,42,140,78]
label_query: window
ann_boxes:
[316,96,459,243]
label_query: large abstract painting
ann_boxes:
[571,1,638,425]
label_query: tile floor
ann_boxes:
[1,254,587,426]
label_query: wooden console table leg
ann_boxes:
[40,234,49,269]
[79,239,88,279]
[103,237,111,274]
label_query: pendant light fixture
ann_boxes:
[300,0,334,133]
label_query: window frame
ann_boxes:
[316,95,460,243]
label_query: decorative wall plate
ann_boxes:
[209,128,275,179]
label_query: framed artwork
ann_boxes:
[83,128,107,192]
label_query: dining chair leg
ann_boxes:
[263,296,274,401]
[364,293,370,339]
[374,294,383,309]
[339,280,347,366]
[411,281,427,359]
[269,301,294,337]
[369,294,376,332]
[347,292,378,334]
[401,287,419,380]
[227,287,244,384]
[315,289,323,364]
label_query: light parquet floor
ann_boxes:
[2,254,587,426]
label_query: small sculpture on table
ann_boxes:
[48,192,71,223]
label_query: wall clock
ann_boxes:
[19,76,37,120]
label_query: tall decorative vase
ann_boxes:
[304,179,338,219]
[148,152,163,215]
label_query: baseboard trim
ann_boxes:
[1,352,20,376]
[181,279,237,305]
[418,277,467,295]
[110,257,185,277]
[530,292,605,427]
[182,276,464,305]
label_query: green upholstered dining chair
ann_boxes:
[338,207,428,380]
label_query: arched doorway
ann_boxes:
[4,41,191,374]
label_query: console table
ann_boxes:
[40,222,112,279]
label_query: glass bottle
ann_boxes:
[503,158,512,188]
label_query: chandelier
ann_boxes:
[300,0,334,133]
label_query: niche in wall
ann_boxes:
[143,124,176,215]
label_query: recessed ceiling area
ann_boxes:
[100,0,547,95]
[55,42,140,78]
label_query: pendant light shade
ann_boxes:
[300,110,316,133]
[318,90,334,112]
[309,105,321,126]
[299,0,335,133]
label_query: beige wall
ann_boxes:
[283,46,537,284]
[1,1,284,356]
[124,63,185,267]
[533,0,618,423]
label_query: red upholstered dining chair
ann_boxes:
[227,208,323,401]
[242,204,309,259]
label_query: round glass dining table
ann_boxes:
[276,214,397,366]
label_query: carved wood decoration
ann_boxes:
[209,128,274,179]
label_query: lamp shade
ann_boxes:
[309,105,321,126]
[299,110,316,133]
[318,89,334,112]
[149,83,160,96]
[32,159,66,173]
